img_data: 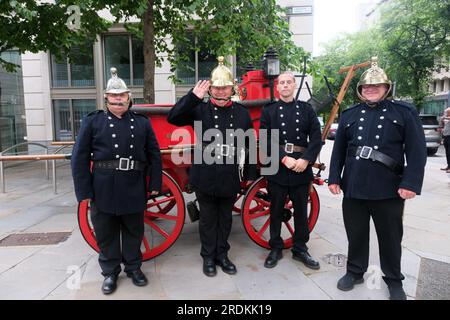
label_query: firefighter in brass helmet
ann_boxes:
[168,56,257,277]
[71,68,162,294]
[328,57,426,300]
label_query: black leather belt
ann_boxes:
[348,146,403,175]
[93,159,146,171]
[200,143,236,157]
[280,143,306,154]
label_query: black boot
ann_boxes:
[127,269,148,287]
[215,256,237,275]
[292,251,320,270]
[264,250,283,268]
[203,258,217,277]
[337,273,364,291]
[101,274,118,294]
[388,284,407,300]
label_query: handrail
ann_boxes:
[1,142,49,155]
[0,141,73,194]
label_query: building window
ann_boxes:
[104,34,144,86]
[53,99,96,141]
[176,34,217,85]
[0,50,27,152]
[50,44,95,87]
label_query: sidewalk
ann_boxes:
[0,142,449,300]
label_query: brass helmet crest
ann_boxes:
[105,67,131,95]
[357,57,391,101]
[210,57,235,87]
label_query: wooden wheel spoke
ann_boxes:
[283,221,295,236]
[256,217,271,238]
[249,208,270,220]
[144,218,170,239]
[142,237,151,252]
[253,196,270,208]
[145,212,178,221]
[146,196,175,208]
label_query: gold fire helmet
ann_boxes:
[357,57,392,101]
[210,56,235,87]
[105,67,131,95]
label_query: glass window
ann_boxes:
[70,46,95,87]
[53,99,96,141]
[175,34,196,85]
[175,35,221,85]
[50,44,94,88]
[51,55,69,87]
[73,99,97,136]
[132,38,144,86]
[197,38,216,81]
[0,50,27,152]
[104,35,130,85]
[53,100,71,141]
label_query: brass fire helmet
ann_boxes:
[209,56,240,101]
[210,56,235,87]
[357,57,392,102]
[104,67,132,107]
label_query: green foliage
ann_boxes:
[0,0,110,72]
[314,0,450,111]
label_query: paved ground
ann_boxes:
[0,141,449,300]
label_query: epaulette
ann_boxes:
[131,111,149,119]
[86,109,104,117]
[341,103,362,113]
[390,99,415,110]
[261,100,278,110]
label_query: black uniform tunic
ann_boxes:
[71,109,162,215]
[167,91,257,196]
[259,99,322,185]
[328,99,427,285]
[259,99,322,253]
[328,99,426,199]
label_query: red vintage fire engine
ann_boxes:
[77,62,363,261]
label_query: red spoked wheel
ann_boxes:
[241,176,320,249]
[77,171,185,261]
[145,178,177,219]
[232,182,264,214]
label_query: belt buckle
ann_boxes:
[285,143,294,154]
[118,158,130,170]
[359,146,373,159]
[220,144,230,157]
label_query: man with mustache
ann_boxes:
[328,58,426,300]
[71,68,162,294]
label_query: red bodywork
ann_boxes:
[133,71,280,191]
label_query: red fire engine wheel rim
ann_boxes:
[241,177,320,249]
[77,171,185,261]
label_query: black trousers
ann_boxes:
[342,197,405,286]
[444,135,450,167]
[195,190,236,260]
[90,202,144,277]
[267,181,310,254]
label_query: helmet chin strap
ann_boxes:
[208,89,233,102]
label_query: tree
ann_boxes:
[109,0,310,103]
[379,0,450,108]
[313,28,383,116]
[0,0,110,72]
[1,0,310,103]
[313,0,450,112]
